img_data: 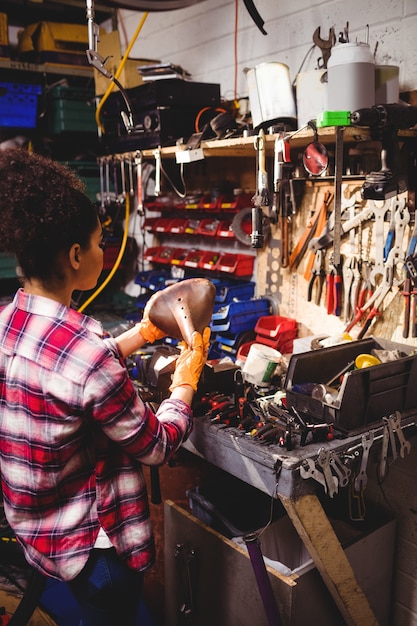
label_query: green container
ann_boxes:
[63,161,101,203]
[48,85,97,134]
[0,252,17,279]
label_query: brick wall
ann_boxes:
[119,0,417,99]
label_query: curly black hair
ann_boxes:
[0,148,99,283]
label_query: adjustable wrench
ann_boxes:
[312,26,336,69]
[354,430,375,491]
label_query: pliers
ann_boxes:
[307,249,326,304]
[326,254,343,316]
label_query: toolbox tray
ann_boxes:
[284,337,417,433]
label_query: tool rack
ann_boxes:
[181,411,416,626]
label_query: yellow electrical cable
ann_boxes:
[77,192,130,313]
[95,12,149,133]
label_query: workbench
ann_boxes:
[180,412,416,626]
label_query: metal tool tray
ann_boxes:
[284,337,417,433]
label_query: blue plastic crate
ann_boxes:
[215,281,255,304]
[211,298,270,333]
[0,82,42,128]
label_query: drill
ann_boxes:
[350,103,417,200]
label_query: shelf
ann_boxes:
[0,58,94,79]
[141,125,417,159]
[1,0,113,27]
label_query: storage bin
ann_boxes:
[0,253,17,279]
[211,298,270,333]
[47,85,96,134]
[284,336,417,433]
[214,252,255,277]
[214,280,255,304]
[0,82,42,129]
[255,314,298,353]
[63,161,100,203]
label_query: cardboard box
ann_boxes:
[0,13,9,59]
[94,30,159,96]
[17,21,93,67]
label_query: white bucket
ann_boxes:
[327,42,375,111]
[375,65,400,104]
[242,343,282,387]
[244,62,297,129]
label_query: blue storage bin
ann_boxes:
[211,298,270,333]
[0,82,42,128]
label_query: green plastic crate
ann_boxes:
[0,253,17,279]
[62,161,101,203]
[47,85,97,134]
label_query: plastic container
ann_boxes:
[47,85,96,134]
[242,343,283,387]
[254,315,298,352]
[0,82,42,129]
[327,42,375,111]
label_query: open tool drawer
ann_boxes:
[284,337,417,433]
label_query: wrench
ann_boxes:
[312,26,336,69]
[368,200,391,285]
[391,411,411,458]
[329,452,351,488]
[354,430,375,492]
[299,458,327,492]
[317,448,338,497]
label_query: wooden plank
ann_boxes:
[279,492,379,626]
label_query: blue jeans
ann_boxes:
[67,548,144,626]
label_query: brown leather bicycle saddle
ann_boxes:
[148,278,216,345]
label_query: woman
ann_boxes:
[0,148,210,625]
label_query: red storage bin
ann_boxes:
[183,248,205,268]
[254,315,298,353]
[214,253,255,277]
[216,220,234,238]
[198,250,221,271]
[144,245,162,262]
[197,218,220,236]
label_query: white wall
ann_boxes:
[117,0,417,104]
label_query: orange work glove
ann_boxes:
[136,298,167,344]
[169,327,211,392]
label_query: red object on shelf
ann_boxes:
[214,253,255,277]
[197,218,220,236]
[154,217,175,233]
[216,220,234,238]
[184,218,201,234]
[198,250,221,271]
[217,193,253,211]
[169,218,187,234]
[183,248,205,268]
[170,248,188,266]
[254,315,298,352]
[144,245,163,262]
[143,217,160,232]
[154,246,179,264]
[198,194,218,211]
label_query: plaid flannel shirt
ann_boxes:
[0,289,192,581]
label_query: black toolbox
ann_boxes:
[284,337,417,433]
